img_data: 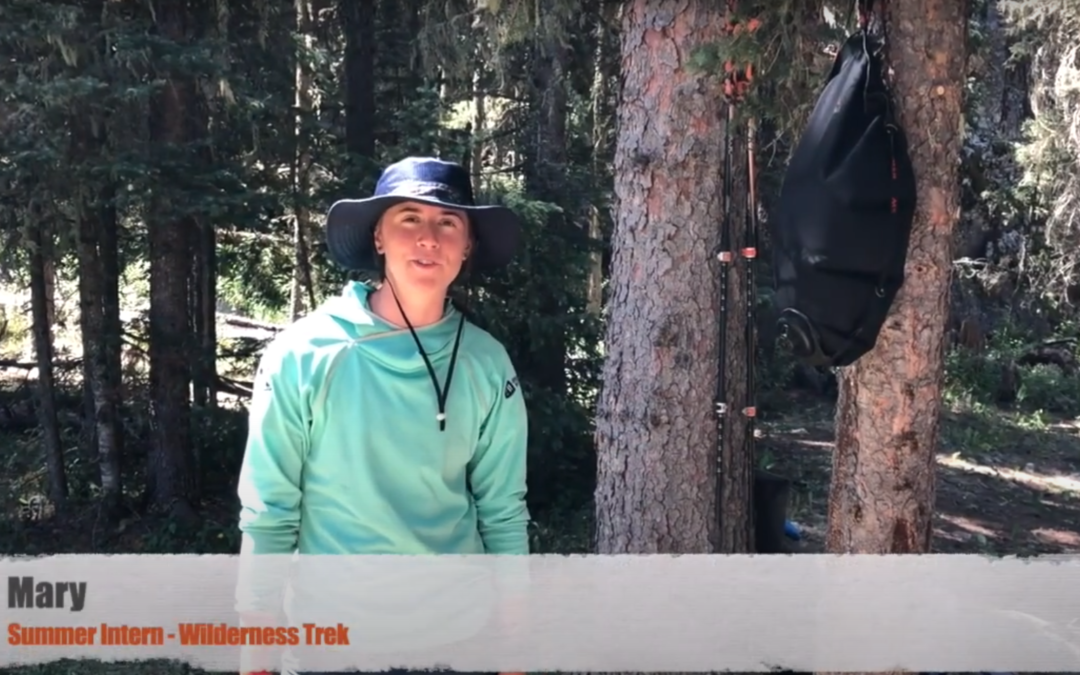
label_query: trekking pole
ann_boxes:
[714,101,735,546]
[743,115,758,465]
[713,0,761,552]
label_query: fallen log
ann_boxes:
[215,374,253,398]
[219,313,284,333]
[0,358,82,370]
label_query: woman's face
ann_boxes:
[374,200,472,293]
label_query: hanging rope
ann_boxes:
[713,0,760,549]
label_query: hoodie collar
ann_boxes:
[316,281,468,426]
[321,280,459,336]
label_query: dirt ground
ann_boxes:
[762,396,1080,555]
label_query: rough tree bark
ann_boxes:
[826,0,967,555]
[147,2,199,523]
[594,0,740,554]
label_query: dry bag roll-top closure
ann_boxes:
[770,27,917,368]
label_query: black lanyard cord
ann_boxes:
[387,282,466,432]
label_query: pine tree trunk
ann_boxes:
[470,55,486,190]
[74,109,123,516]
[98,181,126,500]
[28,209,67,510]
[594,0,735,555]
[291,0,317,321]
[147,3,199,524]
[586,10,618,316]
[523,23,569,396]
[187,93,215,412]
[826,0,967,556]
[341,0,376,170]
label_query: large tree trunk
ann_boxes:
[146,3,199,524]
[826,0,967,555]
[593,0,733,555]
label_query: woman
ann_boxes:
[236,157,530,675]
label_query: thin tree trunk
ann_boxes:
[341,0,376,171]
[191,233,207,408]
[80,362,98,471]
[593,0,731,555]
[90,0,125,510]
[28,208,67,510]
[197,216,217,407]
[74,110,123,516]
[43,223,57,328]
[523,12,570,395]
[826,0,967,558]
[716,106,755,554]
[586,15,613,315]
[99,181,126,488]
[291,0,317,321]
[471,53,486,190]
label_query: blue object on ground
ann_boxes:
[784,520,801,540]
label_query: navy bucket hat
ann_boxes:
[324,157,523,273]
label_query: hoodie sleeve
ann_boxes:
[235,335,310,614]
[468,349,531,557]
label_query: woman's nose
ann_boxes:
[416,221,440,246]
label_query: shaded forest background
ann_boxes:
[0,0,1078,576]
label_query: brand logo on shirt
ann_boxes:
[504,376,519,399]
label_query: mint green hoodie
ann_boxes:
[236,280,530,559]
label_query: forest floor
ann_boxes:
[761,394,1080,556]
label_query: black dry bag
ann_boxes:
[770,30,917,368]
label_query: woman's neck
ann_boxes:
[369,281,447,328]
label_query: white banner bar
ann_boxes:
[3,553,1079,672]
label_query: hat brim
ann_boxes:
[324,195,523,273]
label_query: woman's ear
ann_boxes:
[373,222,384,255]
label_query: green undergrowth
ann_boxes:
[943,322,1080,414]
